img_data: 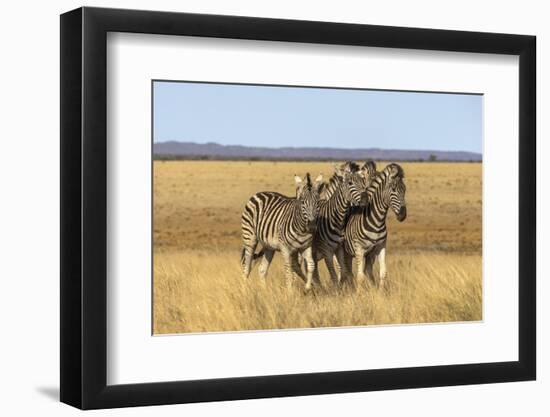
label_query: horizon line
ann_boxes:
[153,140,482,155]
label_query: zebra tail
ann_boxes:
[240,246,246,266]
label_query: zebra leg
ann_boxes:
[241,241,258,280]
[324,251,339,288]
[296,252,305,275]
[291,252,308,283]
[311,248,322,286]
[258,249,275,280]
[302,246,316,292]
[299,251,320,284]
[311,261,322,286]
[355,247,367,287]
[333,254,342,281]
[377,245,387,290]
[365,251,376,287]
[282,250,299,288]
[344,253,355,289]
[336,246,352,287]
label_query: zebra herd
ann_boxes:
[240,161,407,292]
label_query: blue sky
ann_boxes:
[153,81,482,153]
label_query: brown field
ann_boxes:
[153,160,482,334]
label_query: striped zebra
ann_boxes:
[313,160,378,285]
[310,162,371,287]
[240,173,323,290]
[339,163,407,290]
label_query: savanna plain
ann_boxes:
[153,160,482,334]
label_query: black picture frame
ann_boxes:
[60,6,536,410]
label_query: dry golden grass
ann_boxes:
[154,250,481,333]
[153,160,482,334]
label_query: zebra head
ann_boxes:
[386,163,407,222]
[360,160,378,185]
[334,162,368,207]
[295,173,323,232]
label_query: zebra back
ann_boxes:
[241,173,323,252]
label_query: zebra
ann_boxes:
[240,173,323,290]
[314,160,378,285]
[309,162,370,287]
[339,163,407,290]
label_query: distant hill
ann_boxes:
[153,141,482,162]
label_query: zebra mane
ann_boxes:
[384,163,405,179]
[305,173,312,187]
[343,161,360,173]
[320,171,342,200]
[329,172,341,184]
[362,160,377,176]
[362,164,404,202]
[365,169,391,194]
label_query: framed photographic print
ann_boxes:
[60,6,536,409]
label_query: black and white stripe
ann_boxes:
[311,162,370,286]
[240,173,323,290]
[340,163,407,289]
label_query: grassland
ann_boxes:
[153,160,482,334]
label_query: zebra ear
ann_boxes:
[294,175,305,197]
[333,164,345,178]
[313,174,323,191]
[387,163,404,179]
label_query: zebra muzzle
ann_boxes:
[396,206,407,222]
